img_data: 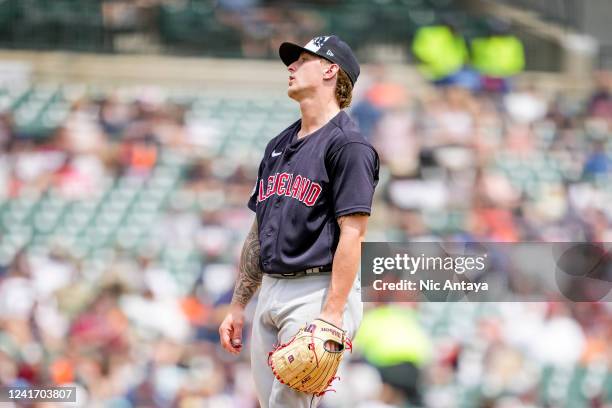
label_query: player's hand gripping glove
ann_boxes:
[267,318,352,396]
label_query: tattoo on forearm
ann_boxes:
[231,221,264,307]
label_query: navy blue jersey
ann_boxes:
[248,110,379,275]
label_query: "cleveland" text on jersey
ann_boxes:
[257,172,322,207]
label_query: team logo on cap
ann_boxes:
[305,36,330,52]
[313,36,328,47]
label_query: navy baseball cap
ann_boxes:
[279,35,360,86]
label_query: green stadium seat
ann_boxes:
[408,8,437,27]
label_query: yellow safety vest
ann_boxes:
[412,25,468,80]
[471,35,525,77]
[354,305,432,367]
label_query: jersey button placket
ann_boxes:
[282,158,291,207]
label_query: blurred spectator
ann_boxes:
[588,71,612,121]
[583,140,612,178]
[355,304,432,407]
[504,86,548,124]
[412,25,469,83]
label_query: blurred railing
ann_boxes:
[489,0,583,29]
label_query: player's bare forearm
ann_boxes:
[320,213,368,326]
[231,219,264,308]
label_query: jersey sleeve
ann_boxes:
[328,142,379,217]
[247,160,265,212]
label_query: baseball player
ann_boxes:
[219,35,379,408]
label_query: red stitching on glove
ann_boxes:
[310,329,320,367]
[345,337,353,353]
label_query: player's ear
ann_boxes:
[322,63,339,80]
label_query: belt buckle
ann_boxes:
[305,267,320,275]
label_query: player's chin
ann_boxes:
[287,85,302,101]
[287,85,297,97]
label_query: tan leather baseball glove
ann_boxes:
[267,318,352,396]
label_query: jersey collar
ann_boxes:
[289,110,344,147]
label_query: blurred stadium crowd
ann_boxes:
[0,64,612,407]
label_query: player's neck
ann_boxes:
[297,96,340,139]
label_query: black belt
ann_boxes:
[267,265,332,279]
